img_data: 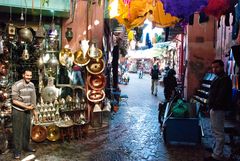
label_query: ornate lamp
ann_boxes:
[65,27,73,42]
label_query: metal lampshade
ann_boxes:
[93,103,102,112]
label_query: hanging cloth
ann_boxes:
[203,0,230,19]
[113,0,153,30]
[160,0,208,22]
[151,1,179,28]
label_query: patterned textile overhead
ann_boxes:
[109,0,179,30]
[160,0,208,22]
[203,0,230,19]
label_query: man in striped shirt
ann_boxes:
[12,68,38,159]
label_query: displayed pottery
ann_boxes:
[46,125,60,141]
[31,125,47,143]
[87,73,106,90]
[86,59,105,75]
[87,90,105,102]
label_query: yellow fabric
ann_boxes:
[114,0,153,30]
[128,30,135,41]
[108,0,180,30]
[151,1,179,28]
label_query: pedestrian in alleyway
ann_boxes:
[11,68,38,159]
[205,60,232,161]
[150,64,160,96]
[163,68,177,101]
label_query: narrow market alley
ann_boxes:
[1,73,235,161]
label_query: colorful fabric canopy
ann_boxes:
[151,1,179,28]
[109,0,179,30]
[113,0,152,30]
[160,0,208,22]
[203,0,230,19]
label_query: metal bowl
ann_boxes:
[46,125,60,142]
[74,49,90,66]
[87,73,106,90]
[59,48,74,66]
[31,125,47,143]
[86,59,105,75]
[86,89,105,102]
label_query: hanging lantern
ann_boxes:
[37,54,44,69]
[22,44,29,60]
[46,53,59,77]
[65,27,73,42]
[18,28,33,43]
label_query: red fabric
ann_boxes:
[72,65,81,71]
[203,0,230,19]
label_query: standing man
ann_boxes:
[150,64,160,96]
[12,68,38,159]
[205,60,232,161]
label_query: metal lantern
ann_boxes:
[65,27,73,42]
[80,98,86,110]
[46,53,59,77]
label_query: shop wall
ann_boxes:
[61,1,104,53]
[185,14,216,100]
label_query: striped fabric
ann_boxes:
[12,79,36,111]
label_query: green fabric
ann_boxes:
[171,99,189,118]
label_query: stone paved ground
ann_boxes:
[0,73,237,161]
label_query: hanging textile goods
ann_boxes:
[203,0,230,19]
[112,0,152,30]
[151,1,179,28]
[110,0,180,30]
[160,0,208,22]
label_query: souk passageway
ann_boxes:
[0,73,234,161]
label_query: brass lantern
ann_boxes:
[46,53,59,77]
